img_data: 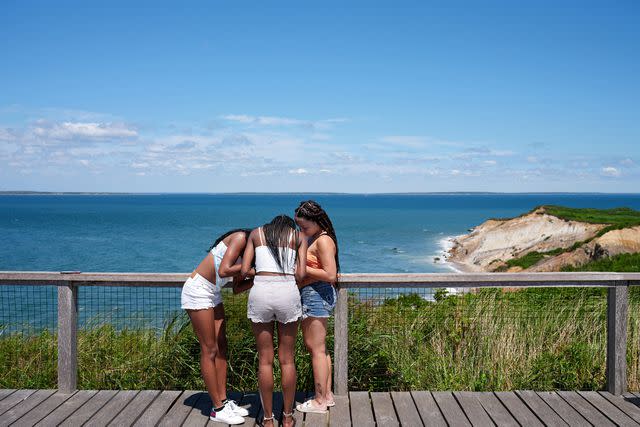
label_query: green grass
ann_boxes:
[4,286,640,392]
[543,205,640,228]
[561,252,640,273]
[502,248,565,270]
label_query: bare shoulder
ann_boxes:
[317,234,336,252]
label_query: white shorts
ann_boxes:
[247,275,302,324]
[181,273,222,310]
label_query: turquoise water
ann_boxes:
[3,193,640,273]
[2,193,640,331]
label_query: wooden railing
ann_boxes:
[2,271,640,395]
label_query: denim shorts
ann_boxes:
[300,282,336,319]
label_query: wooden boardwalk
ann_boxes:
[3,389,640,426]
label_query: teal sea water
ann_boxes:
[2,193,640,331]
[2,193,640,273]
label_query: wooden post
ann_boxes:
[58,283,78,393]
[334,286,349,395]
[607,283,628,395]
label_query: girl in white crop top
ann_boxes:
[240,215,307,427]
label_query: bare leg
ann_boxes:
[326,353,334,403]
[277,320,299,426]
[302,317,329,408]
[212,304,228,401]
[187,308,224,408]
[252,322,275,426]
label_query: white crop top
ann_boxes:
[211,241,241,290]
[254,227,297,274]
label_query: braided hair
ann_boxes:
[207,228,252,252]
[262,215,298,272]
[294,200,340,275]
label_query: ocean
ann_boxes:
[2,193,640,331]
[2,193,640,273]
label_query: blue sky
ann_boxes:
[1,1,638,193]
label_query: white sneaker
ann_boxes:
[226,399,250,417]
[210,404,245,424]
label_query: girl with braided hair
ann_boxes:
[293,200,339,414]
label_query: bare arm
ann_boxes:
[241,229,257,277]
[232,276,253,294]
[295,231,308,283]
[218,233,246,278]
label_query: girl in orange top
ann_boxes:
[293,200,340,414]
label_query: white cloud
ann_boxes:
[380,135,428,148]
[289,168,308,175]
[32,122,137,140]
[483,160,497,166]
[527,156,539,163]
[601,166,621,177]
[621,158,635,166]
[221,114,347,131]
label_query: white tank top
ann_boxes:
[254,227,297,274]
[211,241,241,290]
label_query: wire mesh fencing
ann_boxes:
[346,286,610,391]
[3,281,640,392]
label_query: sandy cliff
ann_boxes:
[447,207,640,272]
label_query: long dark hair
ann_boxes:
[207,228,252,252]
[262,215,298,272]
[295,200,340,274]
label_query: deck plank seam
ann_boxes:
[578,391,640,426]
[25,389,78,426]
[107,390,142,426]
[530,391,575,426]
[512,390,550,426]
[489,391,520,426]
[0,389,17,403]
[408,390,426,427]
[78,389,121,425]
[450,391,475,426]
[556,391,614,426]
[575,390,629,426]
[128,390,165,426]
[387,391,404,426]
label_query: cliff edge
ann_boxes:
[447,206,640,272]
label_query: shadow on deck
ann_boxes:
[2,389,640,426]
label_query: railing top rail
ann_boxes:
[1,271,640,288]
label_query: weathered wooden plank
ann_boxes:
[132,390,181,427]
[88,390,140,426]
[158,390,203,427]
[432,391,471,427]
[537,392,590,427]
[34,390,97,426]
[329,394,351,427]
[334,286,349,395]
[4,271,640,287]
[0,388,37,416]
[624,392,640,408]
[453,391,494,427]
[183,391,211,427]
[59,389,119,426]
[410,391,446,427]
[349,392,374,427]
[108,389,161,426]
[515,391,567,427]
[475,392,518,427]
[370,392,399,427]
[494,391,543,427]
[557,391,615,426]
[0,389,54,425]
[10,389,74,426]
[600,392,640,422]
[0,390,16,401]
[607,285,628,395]
[391,391,422,427]
[578,391,639,426]
[58,283,78,393]
[236,391,261,427]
